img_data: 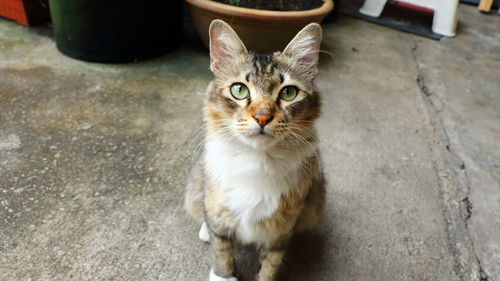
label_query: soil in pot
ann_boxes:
[212,0,324,11]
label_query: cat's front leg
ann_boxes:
[209,234,238,281]
[256,248,286,281]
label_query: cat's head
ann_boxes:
[205,20,322,150]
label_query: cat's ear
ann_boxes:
[282,23,322,81]
[209,20,247,74]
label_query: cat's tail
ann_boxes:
[184,158,205,223]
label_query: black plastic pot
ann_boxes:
[49,0,183,63]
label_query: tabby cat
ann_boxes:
[185,20,325,281]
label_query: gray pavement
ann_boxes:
[0,4,499,281]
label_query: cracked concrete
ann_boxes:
[411,51,480,281]
[409,7,500,280]
[1,4,499,281]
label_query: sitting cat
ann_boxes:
[185,19,325,281]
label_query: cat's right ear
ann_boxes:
[209,20,247,74]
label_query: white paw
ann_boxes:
[209,269,237,281]
[198,221,211,242]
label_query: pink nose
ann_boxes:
[253,108,273,127]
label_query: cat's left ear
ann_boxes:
[282,23,323,81]
[209,20,248,75]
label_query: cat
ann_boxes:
[184,19,325,281]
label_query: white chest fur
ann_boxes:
[205,136,305,244]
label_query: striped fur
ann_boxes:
[185,20,325,281]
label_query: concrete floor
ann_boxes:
[0,4,499,281]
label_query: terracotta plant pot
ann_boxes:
[186,0,334,53]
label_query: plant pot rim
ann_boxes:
[185,0,334,22]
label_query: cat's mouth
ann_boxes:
[242,127,277,144]
[249,130,273,138]
[241,129,280,148]
[251,132,271,137]
[259,127,269,135]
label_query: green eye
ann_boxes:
[230,83,250,100]
[279,86,298,101]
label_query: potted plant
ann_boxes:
[185,0,334,53]
[48,0,183,63]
